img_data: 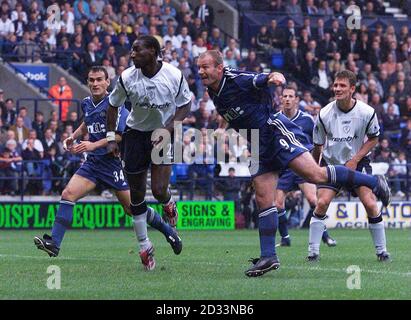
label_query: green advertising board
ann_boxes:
[0,201,235,230]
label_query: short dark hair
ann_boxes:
[88,66,108,80]
[136,35,161,57]
[282,85,297,96]
[335,70,357,87]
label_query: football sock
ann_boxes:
[258,206,278,257]
[301,206,314,228]
[51,199,75,248]
[131,201,151,251]
[368,213,387,254]
[277,208,289,238]
[326,165,378,190]
[146,206,174,237]
[308,212,326,255]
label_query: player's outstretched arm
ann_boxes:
[106,104,120,156]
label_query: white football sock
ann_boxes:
[133,212,150,251]
[369,219,387,255]
[308,213,326,255]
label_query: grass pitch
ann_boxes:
[0,229,410,299]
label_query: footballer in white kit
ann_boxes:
[308,70,391,262]
[106,36,192,271]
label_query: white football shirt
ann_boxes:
[313,99,380,165]
[109,62,191,131]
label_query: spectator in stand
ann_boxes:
[215,167,241,207]
[318,0,334,16]
[286,0,303,23]
[390,151,407,197]
[382,95,400,116]
[0,12,15,39]
[209,27,224,51]
[223,49,238,68]
[194,0,214,31]
[299,91,321,116]
[354,83,369,104]
[10,116,29,145]
[284,38,303,75]
[381,105,401,139]
[193,100,211,130]
[21,137,43,195]
[192,36,207,59]
[304,0,319,15]
[301,51,317,84]
[32,111,45,141]
[102,58,116,83]
[22,129,44,158]
[42,128,58,154]
[241,50,262,73]
[14,30,38,62]
[222,38,241,64]
[48,77,73,122]
[375,147,392,165]
[64,111,80,131]
[268,19,285,51]
[48,120,62,143]
[0,139,22,195]
[163,25,180,49]
[256,25,272,60]
[284,19,298,44]
[176,26,192,51]
[381,53,397,76]
[2,98,16,127]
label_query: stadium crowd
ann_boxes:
[0,0,410,213]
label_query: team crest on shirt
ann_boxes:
[343,125,350,133]
[146,88,156,100]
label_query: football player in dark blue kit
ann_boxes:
[34,66,181,258]
[197,50,390,277]
[275,86,336,247]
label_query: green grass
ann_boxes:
[0,229,410,299]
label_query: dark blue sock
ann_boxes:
[327,165,378,190]
[258,206,278,257]
[277,208,289,238]
[147,207,174,237]
[322,228,329,241]
[51,199,75,248]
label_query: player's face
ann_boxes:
[333,78,355,101]
[130,40,154,68]
[197,55,224,90]
[87,71,109,98]
[281,89,297,112]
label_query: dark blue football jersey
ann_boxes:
[281,110,315,146]
[81,95,128,156]
[207,68,272,130]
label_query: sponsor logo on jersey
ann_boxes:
[330,134,359,142]
[139,96,171,109]
[87,122,106,134]
[222,107,244,122]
